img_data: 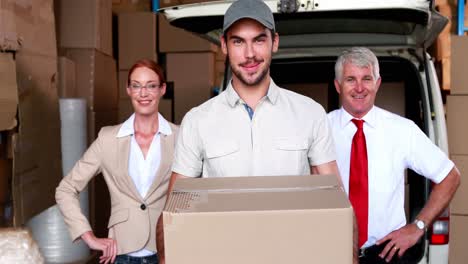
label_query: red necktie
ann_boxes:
[349,119,368,248]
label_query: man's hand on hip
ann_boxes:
[375,223,424,262]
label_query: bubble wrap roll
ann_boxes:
[27,99,90,263]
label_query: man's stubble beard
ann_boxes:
[229,51,272,87]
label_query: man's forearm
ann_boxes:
[416,166,460,225]
[156,172,189,261]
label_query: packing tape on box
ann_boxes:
[26,99,90,262]
[172,185,340,194]
[166,185,341,213]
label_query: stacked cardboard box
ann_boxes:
[214,49,227,89]
[61,49,118,143]
[0,0,62,226]
[56,0,113,56]
[163,175,353,264]
[57,57,76,98]
[112,0,152,13]
[166,52,215,123]
[447,41,468,261]
[432,0,468,91]
[118,12,157,71]
[159,14,217,123]
[450,37,468,95]
[159,0,218,8]
[56,0,118,239]
[283,83,330,111]
[115,11,218,124]
[56,0,118,142]
[117,12,160,122]
[433,3,453,91]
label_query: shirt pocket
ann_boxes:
[204,140,240,176]
[273,137,309,174]
[205,140,239,159]
[275,137,309,151]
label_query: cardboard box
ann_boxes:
[13,53,62,225]
[160,0,218,8]
[215,48,226,62]
[451,36,468,94]
[119,70,129,99]
[441,57,451,91]
[58,56,77,98]
[0,0,56,56]
[0,52,18,131]
[159,15,218,53]
[112,0,152,13]
[447,95,468,155]
[1,0,61,225]
[56,0,113,56]
[434,4,452,60]
[215,60,225,76]
[118,12,157,70]
[214,60,226,88]
[449,215,468,264]
[88,110,118,143]
[450,155,468,214]
[63,49,118,111]
[164,175,353,264]
[118,98,133,123]
[283,83,329,111]
[166,52,215,123]
[376,82,406,117]
[159,99,174,123]
[0,1,20,51]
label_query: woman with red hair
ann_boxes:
[56,59,177,264]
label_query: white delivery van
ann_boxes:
[160,1,451,263]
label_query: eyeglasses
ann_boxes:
[128,82,163,91]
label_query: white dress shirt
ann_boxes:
[117,113,172,256]
[173,79,336,178]
[328,106,454,248]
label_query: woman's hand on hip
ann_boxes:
[81,231,118,264]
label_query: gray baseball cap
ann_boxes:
[223,0,275,33]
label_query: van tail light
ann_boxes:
[429,209,449,245]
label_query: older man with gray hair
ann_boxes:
[328,47,460,264]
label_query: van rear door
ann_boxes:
[160,0,447,49]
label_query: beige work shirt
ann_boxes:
[173,79,336,178]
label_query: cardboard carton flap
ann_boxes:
[173,174,339,190]
[0,52,18,131]
[166,175,350,213]
[0,3,21,52]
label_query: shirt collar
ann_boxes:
[338,106,377,129]
[225,78,280,107]
[117,113,172,138]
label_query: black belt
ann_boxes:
[359,241,420,264]
[359,243,388,259]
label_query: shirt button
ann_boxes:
[140,204,146,210]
